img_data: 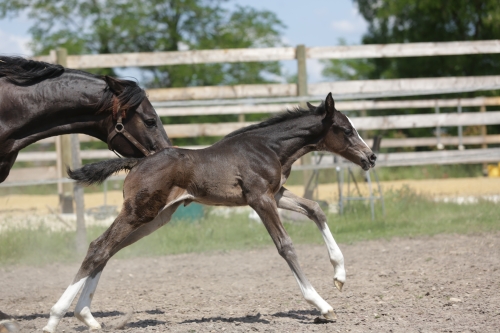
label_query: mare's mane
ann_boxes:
[225,105,324,138]
[0,56,145,119]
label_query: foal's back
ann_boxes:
[125,137,282,207]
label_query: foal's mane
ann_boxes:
[225,105,324,138]
[0,56,145,119]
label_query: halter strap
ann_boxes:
[107,116,152,156]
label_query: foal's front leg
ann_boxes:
[249,194,337,320]
[275,187,346,291]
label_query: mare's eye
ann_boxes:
[344,129,353,136]
[145,119,157,128]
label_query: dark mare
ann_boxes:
[43,93,376,332]
[0,56,172,333]
[0,56,171,183]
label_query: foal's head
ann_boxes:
[316,93,376,171]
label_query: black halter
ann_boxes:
[107,115,152,157]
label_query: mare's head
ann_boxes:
[99,76,171,157]
[315,93,376,170]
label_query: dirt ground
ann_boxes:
[1,233,499,332]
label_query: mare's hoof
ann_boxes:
[334,279,344,292]
[322,309,337,321]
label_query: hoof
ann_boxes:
[42,326,54,333]
[0,319,20,333]
[334,279,344,292]
[322,309,337,321]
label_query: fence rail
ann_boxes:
[154,96,500,117]
[34,40,500,69]
[15,40,500,190]
[8,147,500,184]
[144,75,500,101]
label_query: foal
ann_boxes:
[43,93,376,332]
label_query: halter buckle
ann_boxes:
[115,116,124,132]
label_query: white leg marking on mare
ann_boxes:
[43,277,87,333]
[75,271,102,329]
[346,116,370,149]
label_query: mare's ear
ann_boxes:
[324,92,335,119]
[104,76,124,95]
[306,102,316,111]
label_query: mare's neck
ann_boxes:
[9,71,112,151]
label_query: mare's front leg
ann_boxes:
[249,194,337,321]
[275,187,345,291]
[0,152,18,183]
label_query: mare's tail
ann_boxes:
[68,158,141,186]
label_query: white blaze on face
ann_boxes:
[346,116,370,149]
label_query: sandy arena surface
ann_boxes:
[0,233,499,332]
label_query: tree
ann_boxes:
[323,0,500,81]
[0,0,285,87]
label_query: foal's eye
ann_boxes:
[144,119,157,128]
[344,129,353,136]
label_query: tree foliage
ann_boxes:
[0,0,285,87]
[323,0,500,81]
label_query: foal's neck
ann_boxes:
[268,114,325,172]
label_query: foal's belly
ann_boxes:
[191,183,247,207]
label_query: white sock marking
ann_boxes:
[43,277,87,333]
[290,272,333,315]
[319,224,346,282]
[75,272,102,329]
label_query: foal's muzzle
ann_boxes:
[361,153,377,170]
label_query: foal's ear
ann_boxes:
[306,102,316,111]
[324,92,335,119]
[104,76,125,95]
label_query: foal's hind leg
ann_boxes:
[249,194,337,320]
[43,192,182,332]
[73,201,184,329]
[275,187,346,291]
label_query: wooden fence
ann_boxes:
[6,39,500,186]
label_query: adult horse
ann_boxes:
[43,93,376,332]
[0,56,172,333]
[0,56,171,183]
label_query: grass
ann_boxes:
[0,186,499,266]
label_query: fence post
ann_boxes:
[297,45,314,199]
[55,48,74,213]
[360,109,367,139]
[457,99,464,150]
[435,105,444,150]
[480,104,487,176]
[71,134,87,254]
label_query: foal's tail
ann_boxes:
[68,158,141,186]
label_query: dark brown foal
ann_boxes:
[44,93,376,332]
